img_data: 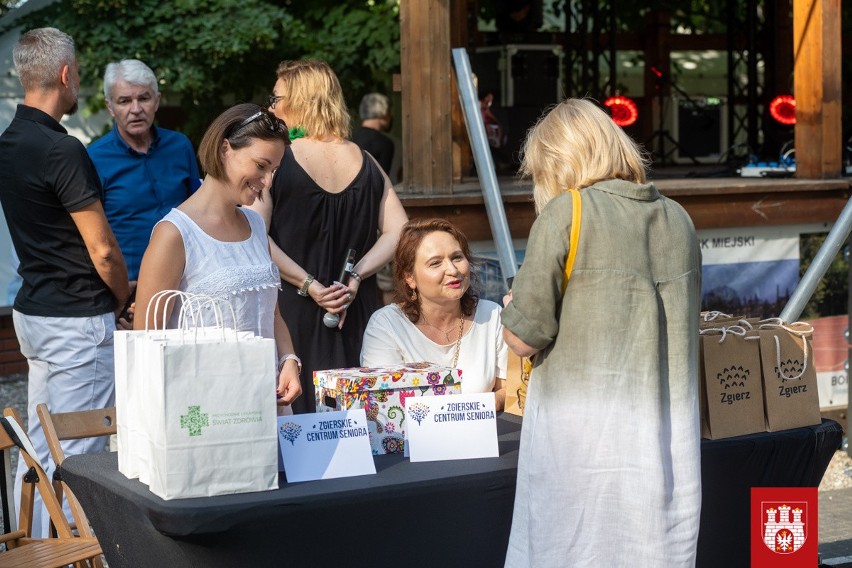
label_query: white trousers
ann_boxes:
[12,310,115,538]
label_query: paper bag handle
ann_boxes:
[147,290,190,331]
[179,296,239,343]
[144,291,240,342]
[701,310,733,322]
[699,324,749,343]
[757,320,813,381]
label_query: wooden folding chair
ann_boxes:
[0,407,102,568]
[36,404,115,568]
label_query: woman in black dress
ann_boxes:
[249,59,407,413]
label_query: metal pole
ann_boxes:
[451,48,519,282]
[780,196,852,322]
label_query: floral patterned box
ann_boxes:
[314,363,462,455]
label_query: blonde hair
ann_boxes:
[520,98,649,213]
[274,59,350,139]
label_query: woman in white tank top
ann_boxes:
[134,104,302,409]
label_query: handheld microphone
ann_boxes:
[323,248,357,328]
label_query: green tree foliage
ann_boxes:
[17,0,400,142]
[0,1,15,18]
[799,234,849,320]
[280,0,400,97]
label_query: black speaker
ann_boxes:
[472,45,563,108]
[674,97,727,163]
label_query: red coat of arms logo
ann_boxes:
[761,502,807,553]
[752,487,817,568]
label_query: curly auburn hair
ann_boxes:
[393,218,480,323]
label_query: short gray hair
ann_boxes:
[103,59,158,100]
[359,93,389,120]
[13,27,76,92]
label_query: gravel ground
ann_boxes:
[820,446,852,491]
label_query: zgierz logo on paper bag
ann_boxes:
[751,487,817,567]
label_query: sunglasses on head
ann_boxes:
[228,109,288,139]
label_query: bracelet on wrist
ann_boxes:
[297,275,314,297]
[350,270,362,283]
[278,353,302,374]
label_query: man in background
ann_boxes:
[0,27,129,537]
[88,58,200,285]
[353,93,398,304]
[352,92,394,175]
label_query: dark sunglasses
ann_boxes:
[228,110,288,139]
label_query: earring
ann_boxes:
[409,288,418,301]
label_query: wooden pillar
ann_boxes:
[450,0,474,182]
[793,0,842,178]
[400,0,454,194]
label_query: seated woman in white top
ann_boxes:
[361,218,507,409]
[134,103,302,409]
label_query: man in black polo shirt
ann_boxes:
[0,27,129,538]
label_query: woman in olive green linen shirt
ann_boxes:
[502,99,702,568]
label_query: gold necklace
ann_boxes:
[420,312,460,342]
[451,315,464,369]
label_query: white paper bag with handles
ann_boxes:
[116,292,244,482]
[116,291,188,482]
[117,291,276,498]
[141,293,278,499]
[115,327,149,480]
[116,291,242,481]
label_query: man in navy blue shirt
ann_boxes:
[88,59,201,283]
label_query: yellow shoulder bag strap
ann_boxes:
[518,188,582,404]
[560,188,582,293]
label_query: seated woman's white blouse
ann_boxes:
[360,299,508,394]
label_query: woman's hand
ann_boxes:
[493,378,506,412]
[276,359,302,406]
[308,280,351,313]
[334,275,362,329]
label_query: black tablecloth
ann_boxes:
[61,415,841,568]
[697,419,841,567]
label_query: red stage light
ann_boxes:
[604,96,639,127]
[769,95,796,125]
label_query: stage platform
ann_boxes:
[397,172,852,239]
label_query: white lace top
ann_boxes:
[158,207,280,339]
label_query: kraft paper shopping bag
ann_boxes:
[699,326,766,439]
[503,352,530,417]
[757,320,821,432]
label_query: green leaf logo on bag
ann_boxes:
[180,405,209,436]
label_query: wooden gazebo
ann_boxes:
[395,0,847,240]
